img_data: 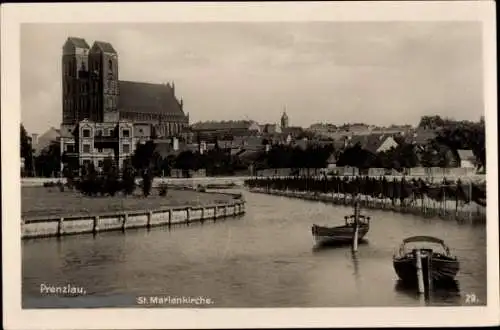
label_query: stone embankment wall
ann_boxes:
[22,199,246,239]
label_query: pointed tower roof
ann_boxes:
[66,37,90,49]
[91,41,117,54]
[282,105,288,116]
[63,37,90,55]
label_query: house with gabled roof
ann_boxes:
[339,133,399,154]
[456,149,476,169]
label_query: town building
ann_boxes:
[190,120,261,141]
[280,110,289,129]
[59,36,189,170]
[31,127,61,156]
[456,149,476,169]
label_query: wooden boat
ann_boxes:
[393,236,460,284]
[311,201,370,246]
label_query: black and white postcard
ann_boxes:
[2,1,498,329]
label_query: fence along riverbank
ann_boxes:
[22,199,246,239]
[245,176,486,223]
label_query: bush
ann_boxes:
[142,169,153,197]
[159,183,168,196]
[121,167,136,196]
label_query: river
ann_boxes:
[22,189,487,308]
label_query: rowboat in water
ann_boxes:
[311,201,370,246]
[393,236,460,284]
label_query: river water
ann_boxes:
[22,189,487,308]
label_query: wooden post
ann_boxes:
[224,205,228,218]
[415,250,425,294]
[352,198,360,252]
[147,211,152,228]
[427,253,433,295]
[186,207,191,224]
[122,213,128,231]
[57,217,64,236]
[442,186,446,217]
[214,206,218,220]
[468,180,472,221]
[201,207,205,221]
[233,204,237,216]
[93,216,99,234]
[168,209,172,225]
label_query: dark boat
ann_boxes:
[393,236,460,284]
[311,201,370,246]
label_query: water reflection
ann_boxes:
[311,239,369,251]
[394,279,462,305]
[23,190,486,308]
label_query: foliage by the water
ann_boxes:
[245,177,487,207]
[65,160,137,197]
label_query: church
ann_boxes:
[59,37,189,170]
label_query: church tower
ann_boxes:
[88,41,119,123]
[62,37,90,124]
[280,107,289,129]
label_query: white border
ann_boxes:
[2,1,498,329]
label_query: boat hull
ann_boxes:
[393,255,459,283]
[312,224,370,246]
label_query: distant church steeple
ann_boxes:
[280,106,289,129]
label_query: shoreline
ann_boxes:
[21,187,246,240]
[248,187,486,224]
[22,196,246,240]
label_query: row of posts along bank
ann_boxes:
[245,176,486,223]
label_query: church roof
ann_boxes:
[92,41,117,54]
[66,37,90,49]
[191,120,256,131]
[118,81,184,115]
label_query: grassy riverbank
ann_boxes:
[22,186,236,220]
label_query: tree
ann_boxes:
[121,162,136,196]
[20,124,34,176]
[418,115,445,130]
[336,143,377,169]
[175,150,198,176]
[377,143,419,169]
[132,141,157,171]
[434,121,485,170]
[102,157,120,196]
[34,141,61,177]
[141,168,153,197]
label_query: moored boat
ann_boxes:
[393,236,460,284]
[311,200,370,246]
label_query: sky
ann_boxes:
[21,22,484,135]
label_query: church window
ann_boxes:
[122,129,130,138]
[82,129,91,138]
[122,144,130,154]
[82,144,91,153]
[108,59,113,72]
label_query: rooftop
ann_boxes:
[118,81,184,115]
